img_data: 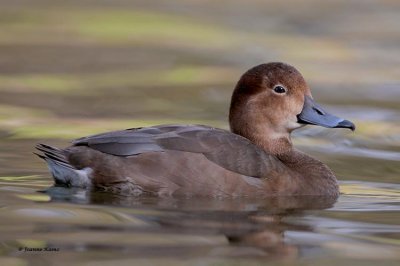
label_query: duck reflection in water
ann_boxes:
[44,186,337,259]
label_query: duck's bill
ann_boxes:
[297,96,355,131]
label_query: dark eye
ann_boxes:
[273,85,287,94]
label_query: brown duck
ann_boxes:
[36,62,355,197]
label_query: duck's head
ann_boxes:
[229,62,355,153]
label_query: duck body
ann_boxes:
[36,62,354,197]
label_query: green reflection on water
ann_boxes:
[74,10,234,46]
[0,0,399,265]
[0,66,236,94]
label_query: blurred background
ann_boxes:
[0,1,400,265]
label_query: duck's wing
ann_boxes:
[72,124,280,178]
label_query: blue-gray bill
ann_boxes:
[297,96,355,131]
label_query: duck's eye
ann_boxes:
[273,85,287,94]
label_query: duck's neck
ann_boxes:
[256,134,293,155]
[229,102,294,155]
[231,125,338,196]
[231,124,293,155]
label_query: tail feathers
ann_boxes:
[35,144,70,166]
[35,144,92,188]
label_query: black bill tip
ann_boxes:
[336,119,356,131]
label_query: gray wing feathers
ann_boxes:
[73,125,276,177]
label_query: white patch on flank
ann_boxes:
[71,167,93,188]
[46,158,93,188]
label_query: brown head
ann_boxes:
[229,62,355,154]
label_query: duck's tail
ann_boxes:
[35,144,92,188]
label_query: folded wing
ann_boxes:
[73,124,281,178]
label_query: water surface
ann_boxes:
[0,0,399,265]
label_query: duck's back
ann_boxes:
[37,125,287,197]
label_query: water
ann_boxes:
[0,0,400,265]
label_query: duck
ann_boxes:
[35,62,355,197]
